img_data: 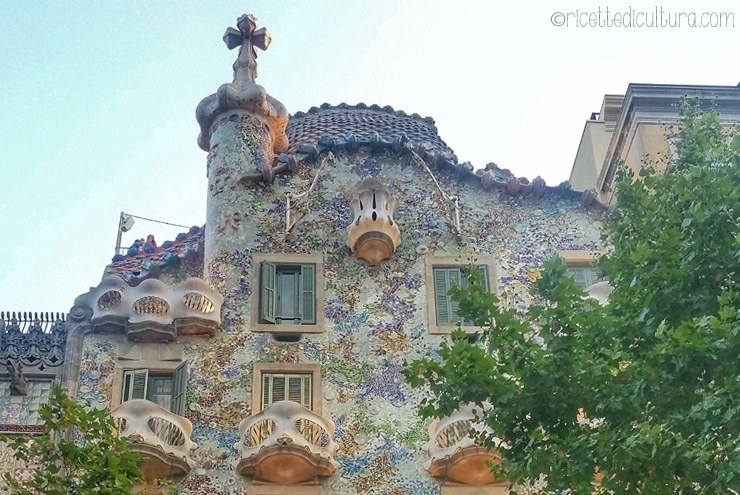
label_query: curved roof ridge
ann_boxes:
[285,103,450,157]
[291,102,437,127]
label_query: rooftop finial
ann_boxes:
[195,14,289,153]
[223,14,271,84]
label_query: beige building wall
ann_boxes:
[569,120,611,191]
[569,83,740,205]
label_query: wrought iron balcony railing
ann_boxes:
[0,311,67,371]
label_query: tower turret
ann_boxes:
[195,14,289,283]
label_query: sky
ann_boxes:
[1,0,738,313]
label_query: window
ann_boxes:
[261,373,312,411]
[261,263,315,325]
[560,250,603,289]
[425,255,497,335]
[252,363,321,415]
[566,266,602,289]
[120,361,187,416]
[250,363,322,449]
[251,254,324,333]
[433,266,489,325]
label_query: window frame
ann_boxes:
[120,361,188,416]
[251,253,325,334]
[252,363,322,415]
[425,255,497,335]
[559,250,603,290]
[111,353,187,414]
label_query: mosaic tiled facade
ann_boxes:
[68,137,603,494]
[0,312,65,436]
[3,13,605,494]
[0,380,52,433]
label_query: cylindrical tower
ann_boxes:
[195,14,288,288]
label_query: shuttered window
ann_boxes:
[260,263,316,325]
[433,266,489,326]
[567,266,602,289]
[261,373,312,411]
[122,361,188,415]
[122,369,149,401]
[170,361,188,416]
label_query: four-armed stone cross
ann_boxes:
[223,14,271,84]
[196,13,289,153]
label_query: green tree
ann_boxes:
[1,385,144,495]
[405,103,740,495]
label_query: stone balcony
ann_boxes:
[73,276,223,342]
[111,399,197,479]
[425,405,506,487]
[234,401,339,484]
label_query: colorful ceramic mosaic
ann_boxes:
[0,379,52,432]
[70,130,604,494]
[12,87,598,495]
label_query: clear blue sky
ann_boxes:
[1,0,738,312]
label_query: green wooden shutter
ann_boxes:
[461,265,490,326]
[300,264,316,325]
[475,265,490,291]
[584,267,600,287]
[170,361,188,415]
[261,261,277,323]
[567,266,600,289]
[434,268,463,326]
[263,373,312,410]
[448,268,464,325]
[262,374,271,410]
[123,369,148,401]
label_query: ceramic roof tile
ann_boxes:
[286,104,451,156]
[279,104,593,205]
[104,230,203,278]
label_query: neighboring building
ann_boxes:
[1,14,606,495]
[570,83,740,204]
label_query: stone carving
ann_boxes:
[216,211,243,233]
[6,360,30,396]
[234,400,339,484]
[111,399,197,479]
[210,170,232,196]
[424,404,505,486]
[73,277,223,342]
[196,14,289,153]
[347,178,401,265]
[206,143,219,175]
[0,312,67,371]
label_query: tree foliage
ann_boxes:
[405,103,740,494]
[0,385,144,495]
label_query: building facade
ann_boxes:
[569,83,740,204]
[1,14,606,495]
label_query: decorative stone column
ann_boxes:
[195,14,289,286]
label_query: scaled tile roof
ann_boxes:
[286,103,452,157]
[104,229,203,279]
[280,103,607,211]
